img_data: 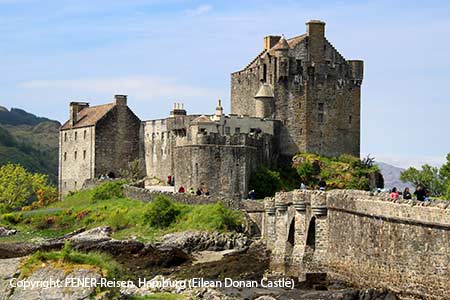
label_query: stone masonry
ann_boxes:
[254,189,450,300]
[59,20,363,199]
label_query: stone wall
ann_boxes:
[261,189,450,300]
[95,104,141,178]
[122,184,239,208]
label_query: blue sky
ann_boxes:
[1,0,449,168]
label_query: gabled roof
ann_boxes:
[191,115,214,124]
[243,34,307,70]
[61,103,115,130]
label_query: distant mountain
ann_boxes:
[377,161,413,191]
[0,106,60,184]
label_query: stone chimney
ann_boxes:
[69,102,89,126]
[212,99,223,121]
[170,103,187,117]
[306,20,326,63]
[264,35,281,50]
[114,95,127,106]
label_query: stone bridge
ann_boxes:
[248,190,450,300]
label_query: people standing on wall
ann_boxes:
[318,179,326,191]
[300,182,306,190]
[390,187,399,200]
[403,187,412,199]
[167,175,172,185]
[196,188,202,196]
[189,187,195,194]
[248,190,256,200]
[178,186,185,193]
[414,185,426,201]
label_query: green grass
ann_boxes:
[0,182,244,243]
[126,293,186,300]
[21,241,121,278]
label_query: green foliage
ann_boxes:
[400,164,446,197]
[21,242,121,278]
[108,208,130,230]
[249,167,282,199]
[91,181,126,201]
[1,212,22,225]
[144,196,181,228]
[177,202,243,232]
[292,153,380,190]
[0,164,57,212]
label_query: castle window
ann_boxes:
[84,130,87,139]
[235,127,240,134]
[64,152,67,161]
[74,151,77,160]
[74,132,77,141]
[64,182,67,188]
[83,150,86,159]
[74,181,77,188]
[64,132,67,142]
[299,102,302,109]
[263,64,267,82]
[300,128,303,135]
[318,113,324,124]
[161,132,165,140]
[349,115,352,124]
[225,127,230,135]
[318,103,324,111]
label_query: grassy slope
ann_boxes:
[0,188,243,243]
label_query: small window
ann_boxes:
[318,103,324,111]
[84,130,87,139]
[235,127,240,134]
[83,150,86,159]
[74,181,77,188]
[300,128,303,135]
[299,102,302,109]
[74,131,77,140]
[318,113,324,124]
[161,132,165,140]
[64,132,67,142]
[74,151,77,160]
[225,127,230,135]
[64,182,67,188]
[64,152,67,161]
[349,115,352,124]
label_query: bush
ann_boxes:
[1,212,22,225]
[144,196,181,228]
[249,167,282,199]
[108,208,130,230]
[180,202,244,232]
[91,181,125,201]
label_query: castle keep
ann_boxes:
[59,20,363,198]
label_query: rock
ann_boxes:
[156,231,250,253]
[254,296,277,300]
[0,226,17,236]
[189,288,238,300]
[0,243,39,259]
[0,258,21,300]
[9,265,101,300]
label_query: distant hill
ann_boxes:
[377,161,413,191]
[0,106,60,184]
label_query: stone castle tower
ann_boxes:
[231,20,363,157]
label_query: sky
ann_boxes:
[1,0,449,169]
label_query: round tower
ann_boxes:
[254,83,274,118]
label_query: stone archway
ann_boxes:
[303,216,316,267]
[287,217,295,246]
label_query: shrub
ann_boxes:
[144,196,180,228]
[180,202,244,232]
[108,208,130,230]
[2,212,22,225]
[91,181,125,201]
[249,167,282,199]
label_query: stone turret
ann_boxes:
[254,83,274,118]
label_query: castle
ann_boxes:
[59,20,363,198]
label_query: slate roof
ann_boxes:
[61,103,115,130]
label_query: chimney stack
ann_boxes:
[114,95,127,106]
[170,102,187,117]
[306,20,326,63]
[264,35,281,50]
[69,102,89,126]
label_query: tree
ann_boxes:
[249,167,282,199]
[400,164,445,197]
[0,164,56,212]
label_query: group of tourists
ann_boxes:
[389,185,429,201]
[177,185,210,196]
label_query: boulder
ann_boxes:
[0,226,17,236]
[156,231,250,253]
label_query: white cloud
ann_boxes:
[21,76,219,99]
[184,4,212,16]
